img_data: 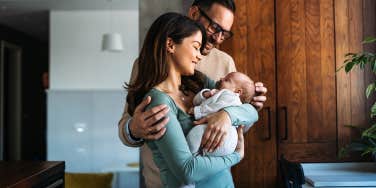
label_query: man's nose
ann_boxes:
[212,32,224,44]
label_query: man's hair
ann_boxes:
[192,0,236,13]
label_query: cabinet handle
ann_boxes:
[280,106,288,141]
[263,107,272,140]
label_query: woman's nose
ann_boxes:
[197,53,203,61]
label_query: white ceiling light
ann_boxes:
[102,33,123,52]
[101,0,123,52]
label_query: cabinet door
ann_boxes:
[276,0,337,162]
[221,0,277,187]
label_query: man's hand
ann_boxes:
[193,110,231,152]
[251,82,267,111]
[129,96,169,140]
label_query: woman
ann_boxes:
[126,12,248,187]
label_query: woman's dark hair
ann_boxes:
[126,12,207,116]
[192,0,236,13]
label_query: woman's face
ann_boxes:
[170,31,203,75]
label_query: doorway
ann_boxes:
[0,40,22,160]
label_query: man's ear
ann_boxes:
[166,38,175,54]
[188,6,200,20]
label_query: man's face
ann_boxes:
[192,3,234,55]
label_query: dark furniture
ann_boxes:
[0,161,65,188]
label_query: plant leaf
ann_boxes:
[362,36,376,44]
[362,124,376,139]
[345,61,355,72]
[372,103,376,118]
[345,52,357,57]
[366,83,376,98]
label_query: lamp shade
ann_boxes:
[102,33,124,52]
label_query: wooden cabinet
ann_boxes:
[276,0,337,162]
[0,161,65,188]
[221,0,376,187]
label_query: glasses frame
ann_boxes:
[198,7,233,40]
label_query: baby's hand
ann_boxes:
[203,89,217,99]
[188,107,194,115]
[202,91,212,98]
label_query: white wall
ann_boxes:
[48,10,140,188]
[50,10,138,89]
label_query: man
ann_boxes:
[118,0,267,187]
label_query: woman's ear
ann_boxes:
[188,6,200,20]
[166,38,175,54]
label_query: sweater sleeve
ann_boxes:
[223,104,259,131]
[118,59,145,147]
[145,91,241,184]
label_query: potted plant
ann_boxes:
[338,36,376,161]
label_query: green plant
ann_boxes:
[338,36,376,159]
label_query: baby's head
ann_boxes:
[216,72,255,103]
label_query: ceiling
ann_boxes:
[0,0,138,11]
[0,0,138,42]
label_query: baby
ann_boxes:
[186,72,259,156]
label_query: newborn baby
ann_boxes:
[186,72,259,156]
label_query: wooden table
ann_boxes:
[0,161,65,188]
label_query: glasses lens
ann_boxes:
[208,23,233,40]
[222,31,233,40]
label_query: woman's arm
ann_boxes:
[146,92,241,184]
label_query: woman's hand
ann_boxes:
[235,126,244,159]
[193,110,231,152]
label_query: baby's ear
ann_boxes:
[235,88,243,95]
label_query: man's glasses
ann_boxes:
[198,8,233,41]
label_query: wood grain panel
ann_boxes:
[288,0,308,144]
[247,0,276,187]
[335,0,353,149]
[279,142,338,162]
[276,0,309,144]
[277,0,337,162]
[349,0,367,133]
[319,0,337,143]
[306,0,324,141]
